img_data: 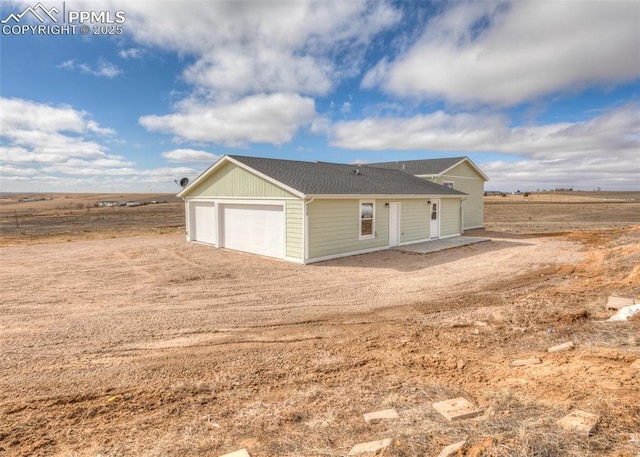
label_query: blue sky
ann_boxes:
[1,0,639,193]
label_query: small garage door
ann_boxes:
[221,204,284,259]
[190,201,216,245]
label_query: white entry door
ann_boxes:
[388,203,400,247]
[430,199,440,238]
[221,204,284,259]
[190,201,216,245]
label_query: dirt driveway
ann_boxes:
[1,233,580,355]
[1,229,639,456]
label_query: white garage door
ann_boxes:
[190,202,216,245]
[222,204,284,259]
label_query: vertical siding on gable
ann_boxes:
[434,161,486,229]
[443,162,482,179]
[440,198,462,236]
[307,199,388,259]
[286,200,303,260]
[187,161,297,198]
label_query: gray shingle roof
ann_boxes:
[367,157,468,176]
[228,155,466,196]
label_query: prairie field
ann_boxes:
[1,192,639,456]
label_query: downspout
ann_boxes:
[303,197,314,263]
[460,197,467,234]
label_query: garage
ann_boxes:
[220,204,284,259]
[189,201,216,245]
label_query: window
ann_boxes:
[443,181,455,189]
[360,201,374,238]
[431,202,438,220]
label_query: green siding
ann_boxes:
[186,161,297,199]
[433,161,486,229]
[307,199,388,259]
[443,161,482,179]
[440,198,462,236]
[397,199,430,243]
[286,200,303,260]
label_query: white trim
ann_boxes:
[225,156,305,197]
[306,193,464,199]
[359,199,375,240]
[285,256,305,264]
[399,237,431,246]
[213,198,287,206]
[438,158,489,181]
[303,197,313,261]
[218,201,286,259]
[388,202,401,247]
[305,245,389,264]
[413,159,488,182]
[429,198,440,239]
[439,175,482,180]
[187,200,217,245]
[178,155,305,199]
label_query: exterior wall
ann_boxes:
[440,198,462,237]
[285,200,303,260]
[306,199,389,261]
[182,161,303,261]
[432,161,485,229]
[396,199,430,243]
[306,198,449,261]
[186,161,297,199]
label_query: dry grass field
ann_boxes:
[1,192,639,456]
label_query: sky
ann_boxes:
[1,0,639,193]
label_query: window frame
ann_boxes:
[359,200,375,240]
[443,181,455,189]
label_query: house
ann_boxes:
[368,157,488,229]
[178,155,472,263]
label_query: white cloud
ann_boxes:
[117,0,401,98]
[0,98,116,158]
[480,157,638,192]
[0,97,146,191]
[140,93,318,146]
[340,102,352,115]
[333,104,640,191]
[57,57,122,78]
[161,149,220,163]
[332,104,639,159]
[332,110,509,151]
[0,97,90,134]
[118,47,144,59]
[364,1,640,106]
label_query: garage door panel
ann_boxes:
[222,204,284,259]
[191,202,216,245]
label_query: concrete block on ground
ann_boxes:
[363,408,399,424]
[432,397,481,421]
[548,341,574,353]
[606,296,636,310]
[557,410,599,435]
[437,440,466,457]
[219,449,251,457]
[348,438,392,455]
[608,304,640,322]
[630,359,640,370]
[510,357,542,367]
